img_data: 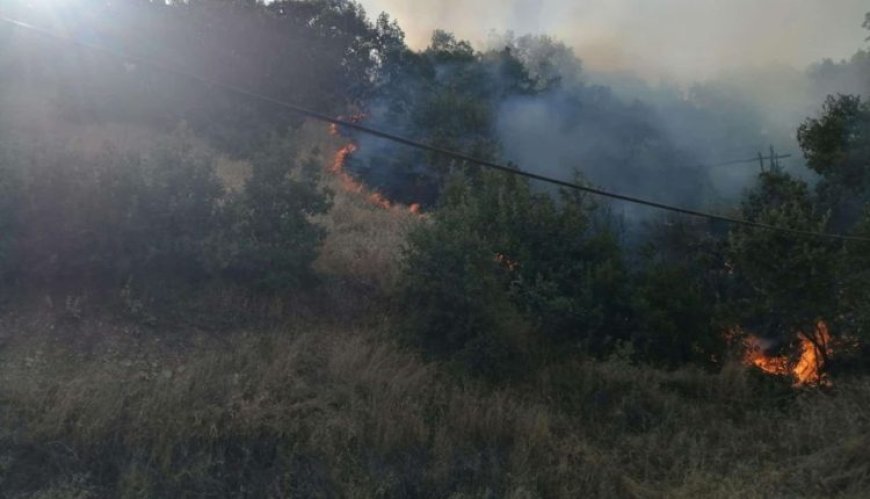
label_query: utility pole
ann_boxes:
[769,145,781,173]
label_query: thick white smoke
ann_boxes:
[358,0,867,82]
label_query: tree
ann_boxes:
[220,138,331,290]
[633,218,730,367]
[728,172,838,346]
[839,210,870,340]
[398,170,631,378]
[798,95,870,229]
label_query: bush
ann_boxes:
[398,192,529,379]
[398,172,631,377]
[632,218,730,367]
[1,129,330,293]
[12,130,224,284]
[217,138,331,291]
[727,171,838,338]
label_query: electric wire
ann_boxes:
[2,15,868,242]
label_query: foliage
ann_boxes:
[346,31,542,207]
[219,139,331,290]
[2,0,402,156]
[398,171,632,377]
[840,211,870,339]
[0,130,328,292]
[3,313,870,498]
[11,130,223,284]
[397,176,530,379]
[633,219,730,367]
[727,171,838,340]
[798,95,870,228]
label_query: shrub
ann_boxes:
[218,138,331,290]
[398,171,631,377]
[632,218,730,367]
[13,130,224,284]
[727,171,838,338]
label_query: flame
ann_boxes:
[327,119,424,215]
[737,321,833,387]
[328,114,367,137]
[495,253,520,272]
[329,143,393,210]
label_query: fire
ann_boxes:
[495,253,520,272]
[329,144,392,210]
[737,321,833,387]
[327,121,424,214]
[328,114,367,137]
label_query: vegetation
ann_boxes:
[0,0,869,496]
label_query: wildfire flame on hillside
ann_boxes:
[327,119,421,214]
[736,321,833,387]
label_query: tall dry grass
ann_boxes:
[1,309,869,498]
[1,110,867,498]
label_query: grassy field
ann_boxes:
[0,122,868,498]
[2,302,869,498]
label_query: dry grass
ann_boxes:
[1,309,869,498]
[307,122,424,293]
[2,101,866,498]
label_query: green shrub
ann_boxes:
[218,138,331,291]
[1,128,331,294]
[398,190,529,379]
[727,171,838,337]
[14,131,224,284]
[398,171,631,377]
[632,218,730,367]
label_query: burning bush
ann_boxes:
[736,321,834,386]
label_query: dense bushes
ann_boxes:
[632,219,730,367]
[218,139,331,290]
[398,172,636,377]
[0,130,329,291]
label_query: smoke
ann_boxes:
[495,85,715,219]
[359,0,868,82]
[344,2,870,225]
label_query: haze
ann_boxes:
[359,0,868,81]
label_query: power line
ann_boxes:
[704,154,792,168]
[2,15,869,243]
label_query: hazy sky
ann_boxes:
[358,0,868,81]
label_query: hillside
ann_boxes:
[1,1,870,497]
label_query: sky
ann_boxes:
[358,0,868,82]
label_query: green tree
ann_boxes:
[220,139,331,290]
[839,211,870,339]
[14,130,224,284]
[798,95,870,229]
[398,171,630,378]
[728,172,838,343]
[633,218,730,367]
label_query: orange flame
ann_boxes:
[738,321,833,387]
[329,143,393,210]
[495,253,520,272]
[328,114,367,137]
[327,122,424,214]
